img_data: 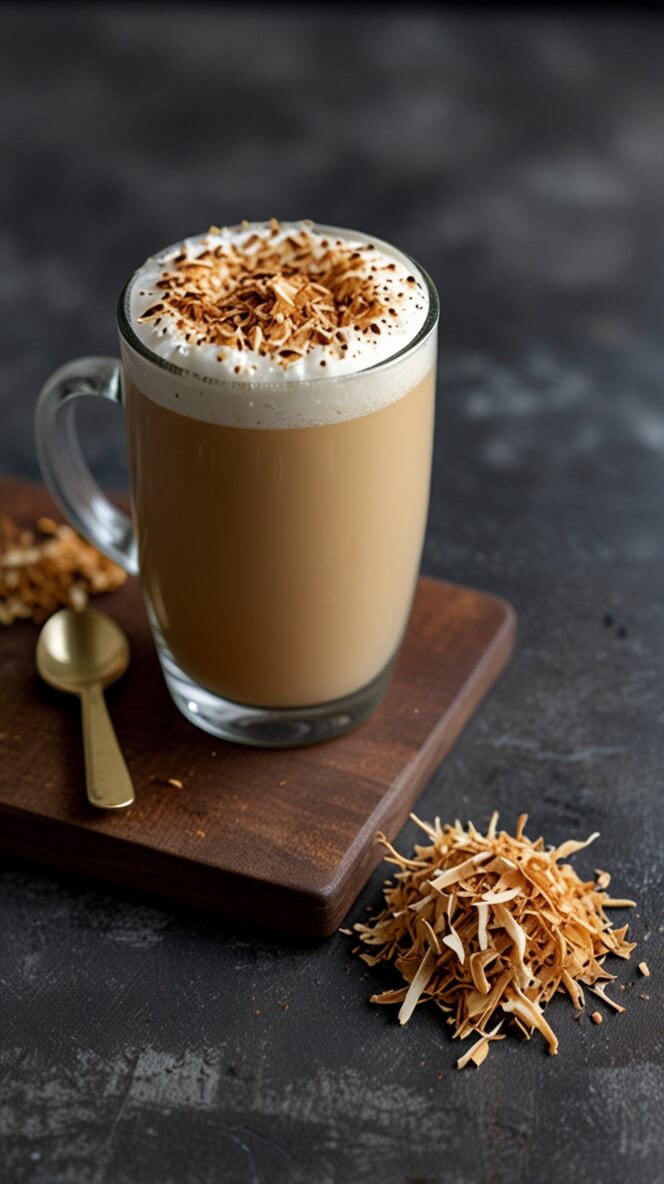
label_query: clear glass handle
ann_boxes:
[34,357,138,575]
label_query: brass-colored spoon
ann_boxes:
[36,607,134,810]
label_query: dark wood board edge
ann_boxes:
[0,586,516,940]
[0,592,514,939]
[0,804,331,940]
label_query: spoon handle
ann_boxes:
[80,683,135,809]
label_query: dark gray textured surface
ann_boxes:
[1,7,663,1183]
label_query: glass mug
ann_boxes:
[35,225,439,747]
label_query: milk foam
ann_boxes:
[121,222,436,428]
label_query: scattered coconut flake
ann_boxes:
[0,515,126,625]
[476,902,489,951]
[398,946,436,1026]
[588,983,626,1014]
[429,851,492,892]
[638,961,651,977]
[456,1023,505,1070]
[442,922,465,965]
[352,813,637,1067]
[481,887,522,905]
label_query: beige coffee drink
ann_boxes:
[121,220,436,709]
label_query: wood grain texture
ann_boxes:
[0,478,516,936]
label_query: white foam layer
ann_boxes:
[121,222,436,428]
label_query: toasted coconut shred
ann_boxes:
[137,220,399,368]
[0,515,126,625]
[352,813,637,1068]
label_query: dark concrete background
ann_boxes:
[1,6,663,1182]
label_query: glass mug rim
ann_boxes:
[116,221,440,387]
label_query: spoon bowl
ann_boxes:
[37,608,130,694]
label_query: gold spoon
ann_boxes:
[36,607,134,810]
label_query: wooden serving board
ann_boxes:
[0,478,516,937]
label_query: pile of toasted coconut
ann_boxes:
[353,813,636,1068]
[0,515,126,624]
[138,219,402,366]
